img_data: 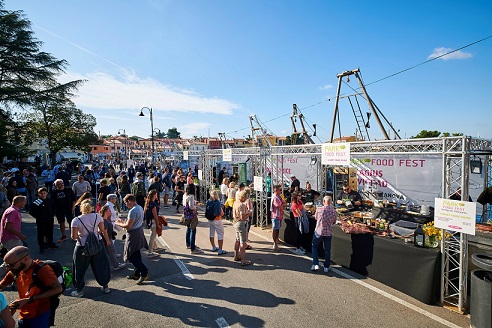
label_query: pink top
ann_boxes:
[0,205,22,243]
[314,205,338,236]
[271,195,284,220]
[291,200,303,218]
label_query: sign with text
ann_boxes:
[197,169,203,181]
[321,142,350,166]
[183,151,189,160]
[254,176,263,192]
[434,198,476,235]
[222,149,232,162]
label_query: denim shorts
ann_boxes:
[272,218,282,230]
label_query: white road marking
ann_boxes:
[248,229,461,328]
[215,317,230,328]
[157,235,194,280]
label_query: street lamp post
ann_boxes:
[139,107,155,166]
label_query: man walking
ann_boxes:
[0,246,63,327]
[29,188,58,254]
[116,195,150,285]
[311,196,338,272]
[131,173,146,208]
[72,175,91,199]
[0,196,27,251]
[41,166,55,192]
[51,179,76,243]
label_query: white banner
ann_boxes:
[198,169,203,181]
[222,149,232,162]
[434,198,476,235]
[321,143,350,166]
[183,151,189,160]
[254,176,263,192]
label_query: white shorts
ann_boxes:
[209,219,224,240]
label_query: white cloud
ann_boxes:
[428,47,473,61]
[179,122,213,138]
[319,84,333,90]
[61,71,241,115]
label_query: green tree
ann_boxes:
[0,109,32,160]
[166,127,181,139]
[0,3,69,108]
[129,135,139,141]
[411,130,441,138]
[24,97,98,164]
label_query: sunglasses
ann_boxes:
[5,254,28,269]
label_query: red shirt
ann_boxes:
[1,260,58,319]
[291,200,303,218]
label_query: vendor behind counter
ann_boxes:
[336,181,362,210]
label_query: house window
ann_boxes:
[93,147,98,150]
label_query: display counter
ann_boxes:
[279,207,441,305]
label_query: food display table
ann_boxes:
[279,206,441,305]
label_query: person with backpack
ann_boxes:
[183,184,202,254]
[206,190,227,255]
[161,167,172,208]
[70,199,112,297]
[131,172,146,208]
[0,246,63,327]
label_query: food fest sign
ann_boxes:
[222,149,232,162]
[434,198,476,235]
[322,143,350,166]
[253,176,263,192]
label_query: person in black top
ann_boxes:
[302,182,320,203]
[175,175,186,213]
[217,167,226,188]
[29,187,58,253]
[97,179,111,207]
[449,187,473,202]
[55,166,71,187]
[336,180,362,210]
[127,165,135,183]
[148,176,163,209]
[51,179,76,242]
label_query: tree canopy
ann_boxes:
[411,130,464,138]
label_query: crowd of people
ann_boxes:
[0,161,341,327]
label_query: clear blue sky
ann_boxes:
[6,0,492,141]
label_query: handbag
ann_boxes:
[78,214,103,256]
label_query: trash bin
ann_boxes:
[470,253,492,328]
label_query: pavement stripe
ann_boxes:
[157,235,194,280]
[215,317,230,328]
[248,229,461,328]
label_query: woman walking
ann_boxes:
[70,199,112,297]
[144,189,163,258]
[224,181,237,221]
[291,192,309,255]
[183,184,202,254]
[99,204,126,271]
[118,175,131,211]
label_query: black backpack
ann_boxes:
[29,260,73,326]
[205,200,215,220]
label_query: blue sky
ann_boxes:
[6,0,492,141]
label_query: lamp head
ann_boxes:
[139,110,145,117]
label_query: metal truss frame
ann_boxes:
[179,136,492,312]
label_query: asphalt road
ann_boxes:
[1,204,471,328]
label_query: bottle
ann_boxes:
[414,225,425,247]
[406,202,411,212]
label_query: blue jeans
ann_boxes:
[18,310,50,328]
[186,226,196,250]
[312,232,332,266]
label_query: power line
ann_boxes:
[225,35,492,138]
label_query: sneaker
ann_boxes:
[57,235,68,243]
[136,273,150,285]
[114,263,126,271]
[126,274,140,280]
[101,286,111,294]
[211,246,218,252]
[154,246,166,253]
[191,248,204,254]
[323,266,330,273]
[71,290,84,297]
[164,205,170,208]
[147,252,159,258]
[47,244,59,249]
[311,264,320,271]
[300,246,306,253]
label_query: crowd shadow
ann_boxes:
[96,288,266,327]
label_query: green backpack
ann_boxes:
[133,181,146,196]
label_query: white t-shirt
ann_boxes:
[220,183,228,196]
[183,194,196,210]
[108,202,117,222]
[71,213,103,246]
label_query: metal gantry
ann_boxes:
[179,136,492,313]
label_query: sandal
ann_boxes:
[245,245,252,250]
[241,260,253,266]
[234,257,241,261]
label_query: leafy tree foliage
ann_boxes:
[412,130,464,138]
[166,127,181,139]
